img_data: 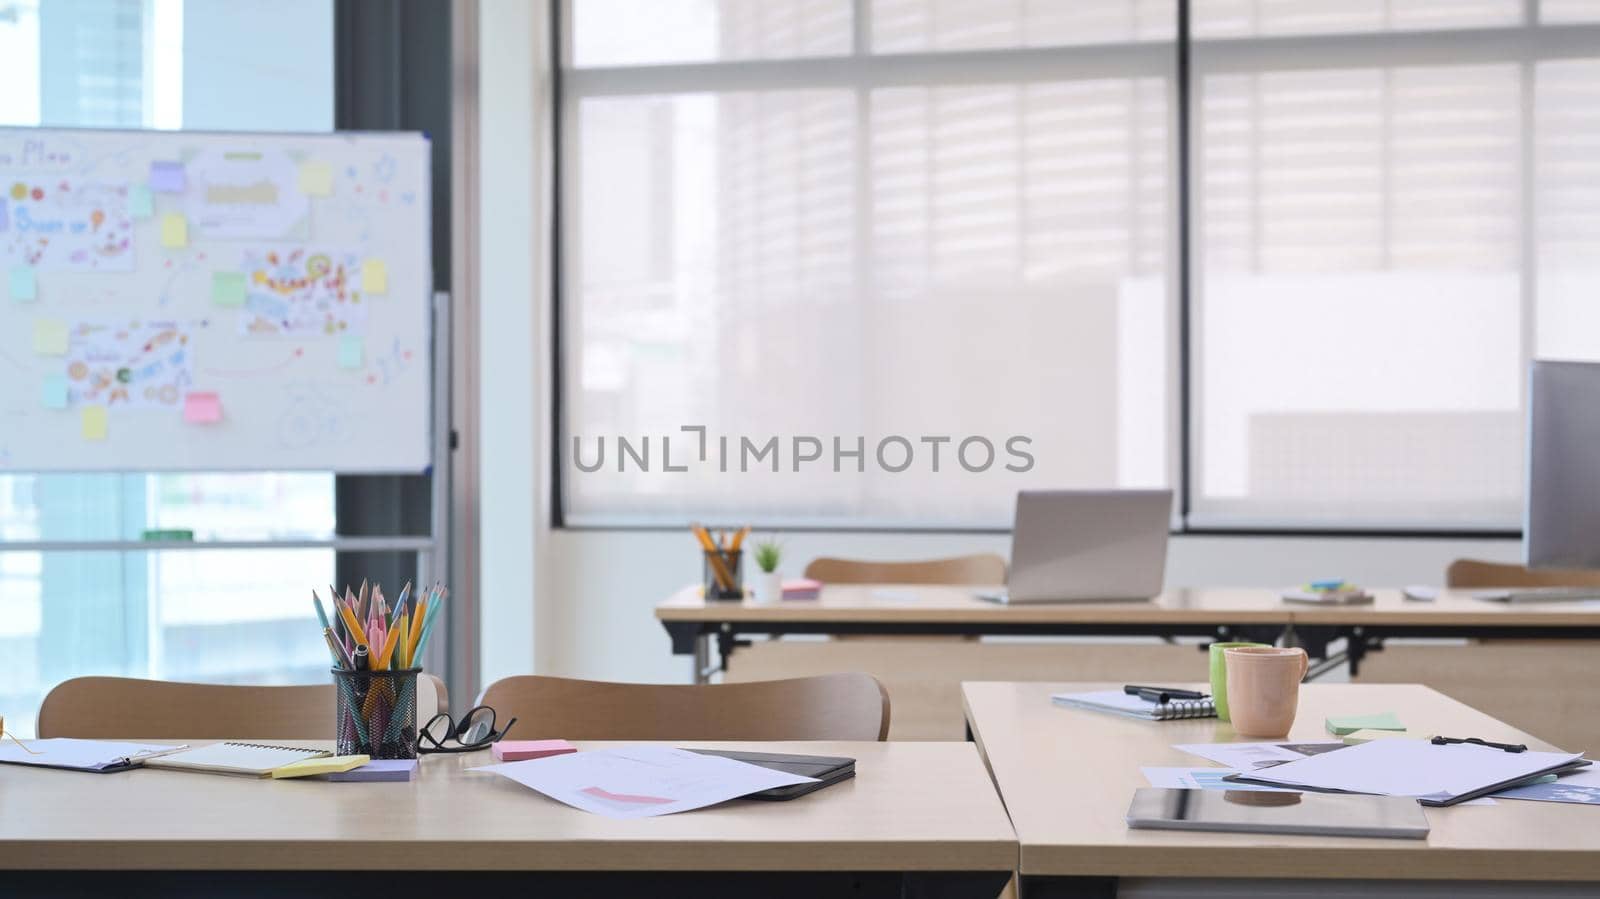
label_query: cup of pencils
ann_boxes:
[313,580,447,760]
[693,525,748,601]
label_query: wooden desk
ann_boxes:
[658,585,1297,682]
[656,585,1600,682]
[962,681,1600,897]
[0,740,1016,898]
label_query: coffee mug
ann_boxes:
[1208,641,1267,722]
[1224,646,1309,737]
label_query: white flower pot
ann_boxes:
[757,571,783,605]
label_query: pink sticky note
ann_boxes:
[492,739,576,762]
[183,391,221,424]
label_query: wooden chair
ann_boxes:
[803,553,1006,586]
[1446,558,1600,589]
[1355,558,1600,752]
[37,674,448,740]
[477,673,890,741]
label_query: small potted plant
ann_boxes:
[753,537,783,605]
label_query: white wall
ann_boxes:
[468,2,1526,690]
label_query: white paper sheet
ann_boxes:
[1143,765,1496,805]
[473,746,818,818]
[1174,741,1347,770]
[1238,739,1580,801]
[0,738,180,771]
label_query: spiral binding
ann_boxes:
[1151,698,1216,720]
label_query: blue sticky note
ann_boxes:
[9,266,35,302]
[128,184,154,219]
[338,335,363,370]
[0,197,9,231]
[40,374,68,410]
[150,161,186,193]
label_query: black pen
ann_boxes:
[1124,685,1206,702]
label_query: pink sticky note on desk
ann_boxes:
[492,739,576,762]
[183,392,222,424]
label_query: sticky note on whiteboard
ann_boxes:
[298,162,333,196]
[338,335,364,370]
[33,319,68,355]
[160,213,188,248]
[81,406,108,441]
[183,392,222,424]
[128,184,154,219]
[361,259,388,295]
[150,161,186,193]
[40,374,68,410]
[9,266,35,301]
[211,271,246,306]
[0,197,9,230]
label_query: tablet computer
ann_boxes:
[1126,787,1429,839]
[686,749,855,800]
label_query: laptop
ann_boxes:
[980,489,1172,604]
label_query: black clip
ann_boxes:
[1431,735,1527,753]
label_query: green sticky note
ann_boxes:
[128,184,154,219]
[212,271,247,306]
[338,335,363,369]
[1326,712,1405,736]
[40,374,68,410]
[9,266,35,301]
[33,318,68,355]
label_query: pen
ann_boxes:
[1431,735,1527,753]
[1124,685,1206,700]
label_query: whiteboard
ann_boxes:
[0,128,432,472]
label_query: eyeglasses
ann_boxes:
[417,705,516,754]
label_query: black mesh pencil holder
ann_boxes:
[704,549,744,601]
[334,667,420,759]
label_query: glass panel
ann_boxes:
[0,549,335,738]
[570,0,852,67]
[1535,59,1600,361]
[565,73,1173,526]
[1195,63,1523,527]
[871,0,1175,52]
[1194,0,1523,38]
[1541,0,1600,23]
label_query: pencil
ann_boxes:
[376,621,403,670]
[337,602,369,647]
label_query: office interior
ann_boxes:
[3,0,1600,896]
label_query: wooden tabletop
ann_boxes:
[657,585,1600,628]
[0,740,1016,872]
[657,585,1297,625]
[962,682,1600,882]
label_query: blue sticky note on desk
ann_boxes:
[40,374,68,410]
[9,266,35,302]
[150,161,186,193]
[128,184,154,219]
[338,335,364,370]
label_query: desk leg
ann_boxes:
[1019,875,1117,898]
[693,632,711,684]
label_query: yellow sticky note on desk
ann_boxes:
[32,319,68,355]
[81,406,108,441]
[160,213,188,248]
[271,754,369,779]
[361,259,387,295]
[298,161,333,196]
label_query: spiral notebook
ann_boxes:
[1052,690,1216,721]
[143,741,331,778]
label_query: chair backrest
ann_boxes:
[1446,558,1600,589]
[36,674,450,740]
[478,673,891,741]
[804,553,1005,586]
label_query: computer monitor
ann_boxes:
[1525,359,1600,569]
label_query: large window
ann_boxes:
[0,0,336,736]
[557,0,1600,532]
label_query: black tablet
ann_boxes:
[685,749,856,800]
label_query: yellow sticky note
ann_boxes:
[81,406,108,441]
[299,161,333,196]
[160,213,188,248]
[32,319,68,355]
[361,259,388,295]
